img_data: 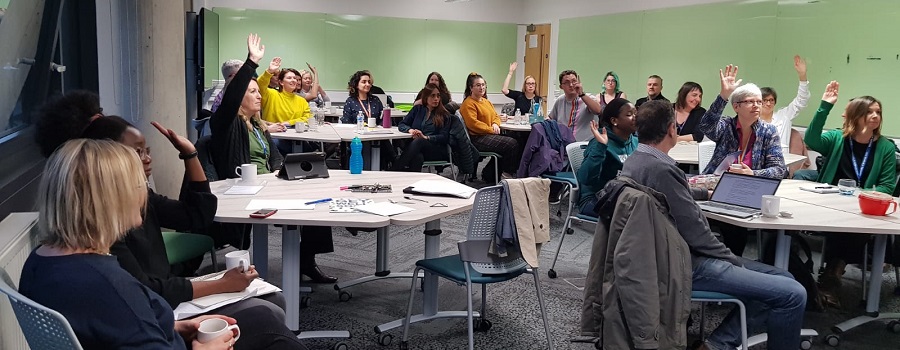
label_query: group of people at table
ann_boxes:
[13,31,893,350]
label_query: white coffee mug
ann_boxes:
[197,318,241,344]
[295,121,307,133]
[234,164,257,184]
[367,117,377,127]
[225,250,250,272]
[761,195,780,218]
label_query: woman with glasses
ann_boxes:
[460,72,519,181]
[760,55,812,176]
[501,62,543,116]
[698,65,787,257]
[595,71,627,112]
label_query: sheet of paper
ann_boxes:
[408,179,477,198]
[245,199,315,210]
[713,152,739,176]
[174,275,282,320]
[354,202,415,216]
[224,185,264,195]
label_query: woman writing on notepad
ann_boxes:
[697,65,787,257]
[805,81,896,307]
[394,84,451,172]
[19,139,308,349]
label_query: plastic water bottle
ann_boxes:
[356,111,365,133]
[514,110,521,125]
[349,137,363,174]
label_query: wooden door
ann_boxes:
[524,24,551,112]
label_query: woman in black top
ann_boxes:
[394,84,451,172]
[673,81,706,142]
[501,62,543,115]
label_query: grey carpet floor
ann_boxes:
[199,172,900,349]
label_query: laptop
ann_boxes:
[277,152,330,180]
[696,172,782,219]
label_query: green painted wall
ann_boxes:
[208,8,517,94]
[558,0,900,134]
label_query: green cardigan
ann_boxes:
[804,101,896,195]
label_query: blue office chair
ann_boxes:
[691,291,748,350]
[398,185,552,350]
[0,268,83,350]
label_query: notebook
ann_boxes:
[696,172,782,219]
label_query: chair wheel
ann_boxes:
[547,269,557,279]
[339,291,353,302]
[825,334,840,347]
[474,318,492,332]
[333,342,348,350]
[888,320,900,333]
[377,332,393,346]
[800,338,812,350]
[565,228,574,235]
[556,210,562,217]
[398,341,409,350]
[300,296,311,308]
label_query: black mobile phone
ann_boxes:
[249,208,277,218]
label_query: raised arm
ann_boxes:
[698,65,742,142]
[780,55,811,121]
[209,34,263,133]
[501,62,516,95]
[804,81,839,153]
[303,63,322,102]
[578,82,603,114]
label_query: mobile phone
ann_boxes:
[249,208,277,218]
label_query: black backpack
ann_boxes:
[761,232,824,312]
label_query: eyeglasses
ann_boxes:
[525,82,536,86]
[737,100,763,107]
[473,83,486,88]
[135,147,151,160]
[561,80,578,86]
[763,98,776,104]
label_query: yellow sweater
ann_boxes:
[460,97,500,135]
[258,70,312,125]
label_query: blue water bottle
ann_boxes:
[350,137,363,174]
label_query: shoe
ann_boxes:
[300,265,338,284]
[548,190,562,205]
[501,172,515,180]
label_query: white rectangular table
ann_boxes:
[211,171,474,331]
[672,142,807,168]
[271,125,412,171]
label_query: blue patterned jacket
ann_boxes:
[698,96,786,179]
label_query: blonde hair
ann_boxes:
[521,75,536,92]
[37,139,147,253]
[842,96,882,139]
[241,78,268,131]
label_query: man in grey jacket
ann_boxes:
[620,100,806,350]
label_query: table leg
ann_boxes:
[866,235,888,314]
[335,227,423,292]
[371,141,381,171]
[282,226,302,330]
[773,229,791,269]
[251,224,269,279]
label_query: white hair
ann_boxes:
[730,83,762,105]
[220,59,244,81]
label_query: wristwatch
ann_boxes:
[578,93,586,98]
[179,150,199,160]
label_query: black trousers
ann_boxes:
[470,134,518,175]
[393,138,448,172]
[222,304,309,350]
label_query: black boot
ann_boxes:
[300,255,337,283]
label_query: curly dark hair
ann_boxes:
[35,90,102,157]
[347,70,372,98]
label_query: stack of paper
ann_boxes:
[408,180,477,199]
[174,273,282,320]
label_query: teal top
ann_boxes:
[577,126,638,208]
[248,127,270,174]
[804,100,896,194]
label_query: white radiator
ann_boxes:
[0,212,40,350]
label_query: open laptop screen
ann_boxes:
[708,172,781,209]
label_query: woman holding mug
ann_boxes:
[805,81,896,306]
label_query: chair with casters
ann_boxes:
[162,231,219,272]
[398,185,553,350]
[421,144,457,181]
[691,291,748,350]
[454,111,501,185]
[547,141,593,279]
[0,268,83,350]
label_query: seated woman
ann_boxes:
[501,62,542,116]
[460,72,519,181]
[19,139,307,350]
[805,81,896,307]
[595,71,627,111]
[414,72,457,113]
[673,81,706,142]
[761,55,812,176]
[698,65,787,256]
[341,70,398,169]
[297,65,330,108]
[394,84,450,172]
[210,34,336,283]
[34,92,287,320]
[258,57,311,156]
[576,98,638,216]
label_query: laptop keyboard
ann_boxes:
[702,201,758,214]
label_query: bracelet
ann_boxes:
[578,93,586,98]
[179,151,198,160]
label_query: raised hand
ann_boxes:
[822,80,839,105]
[574,81,585,96]
[508,62,518,73]
[718,64,742,100]
[247,33,264,64]
[306,62,318,76]
[151,121,195,155]
[590,120,608,144]
[794,55,807,81]
[267,57,282,74]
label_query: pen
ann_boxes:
[404,196,428,203]
[815,186,833,189]
[304,198,333,205]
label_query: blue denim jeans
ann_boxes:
[692,257,806,350]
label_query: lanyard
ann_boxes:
[849,136,874,182]
[358,98,371,118]
[568,98,579,128]
[251,126,268,158]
